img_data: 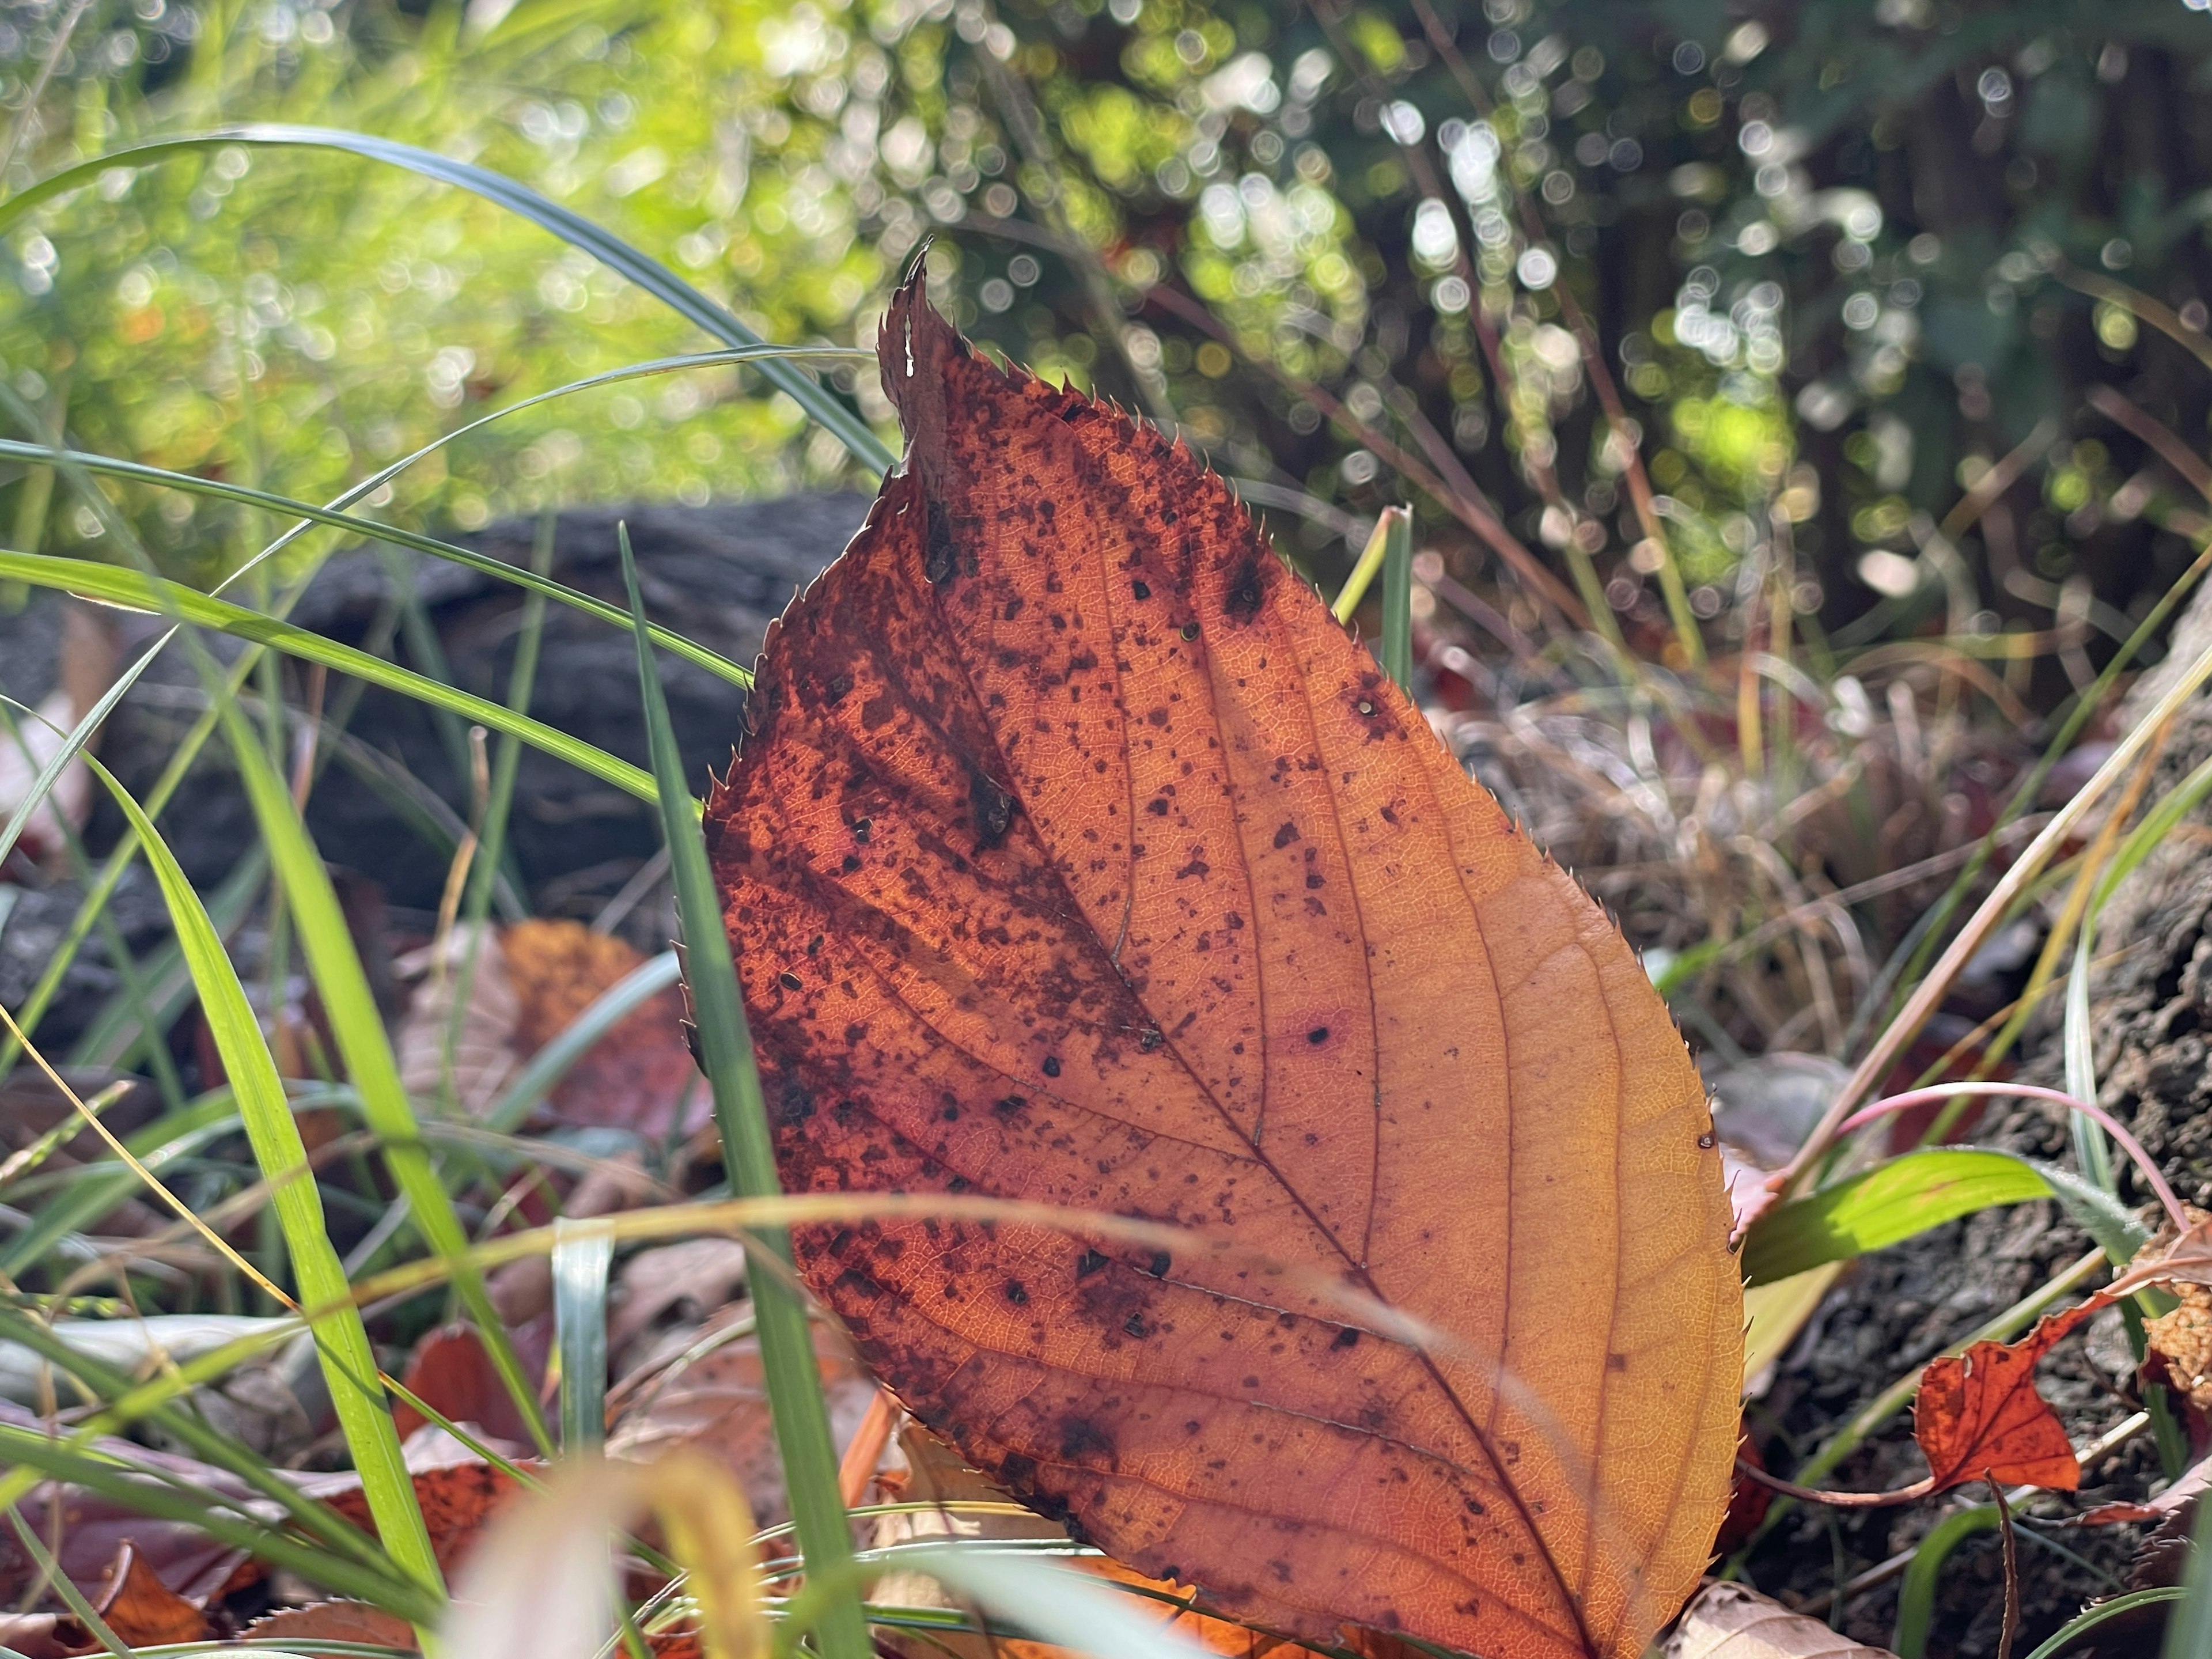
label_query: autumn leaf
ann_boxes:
[706,277,1743,1659]
[1912,1304,2096,1494]
[503,918,704,1137]
[1908,1221,2212,1499]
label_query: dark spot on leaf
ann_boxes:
[1274,821,1300,849]
[1043,1056,1062,1077]
[1146,1251,1171,1277]
[925,499,957,585]
[1333,1327,1359,1349]
[1076,1249,1110,1278]
[1132,579,1151,600]
[1308,1026,1330,1044]
[779,971,804,991]
[1006,1279,1029,1305]
[1180,622,1200,641]
[1139,1028,1164,1052]
[969,769,1016,849]
[1226,557,1264,620]
[825,673,853,704]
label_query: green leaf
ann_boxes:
[619,524,871,1659]
[0,550,654,803]
[1743,1149,2054,1286]
[553,1221,614,1453]
[213,696,555,1459]
[73,749,445,1606]
[0,128,896,474]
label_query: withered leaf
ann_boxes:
[1658,1582,1897,1659]
[1912,1302,2095,1495]
[706,279,1741,1658]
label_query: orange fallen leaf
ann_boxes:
[315,1459,532,1579]
[243,1601,418,1650]
[84,1543,207,1650]
[503,918,704,1137]
[1910,1220,2212,1499]
[1912,1303,2096,1494]
[706,276,1743,1658]
[392,1321,543,1446]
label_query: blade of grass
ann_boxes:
[553,1219,613,1452]
[0,129,895,474]
[6,1503,130,1659]
[0,1423,443,1622]
[1379,505,1412,695]
[619,524,870,1659]
[70,749,444,1610]
[0,550,654,803]
[212,693,555,1458]
[1330,507,1392,623]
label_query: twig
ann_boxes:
[1993,1480,2021,1659]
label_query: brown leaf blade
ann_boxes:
[707,280,1742,1659]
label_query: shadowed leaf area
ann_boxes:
[704,277,1743,1659]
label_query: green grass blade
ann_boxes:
[553,1221,613,1452]
[0,1096,240,1278]
[0,551,653,803]
[0,1425,443,1621]
[0,130,896,474]
[1893,1505,1995,1659]
[0,1305,400,1577]
[618,525,870,1659]
[1379,505,1412,694]
[73,749,444,1605]
[7,1505,130,1659]
[0,442,751,687]
[482,950,680,1134]
[212,698,555,1459]
[1330,510,1391,622]
[1742,1149,2052,1285]
[2164,1485,2212,1659]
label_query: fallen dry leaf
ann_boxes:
[1658,1582,1896,1658]
[395,924,522,1116]
[85,1541,208,1649]
[873,1418,1337,1659]
[607,1238,751,1358]
[0,600,116,866]
[1912,1302,2095,1495]
[243,1600,419,1650]
[313,1457,532,1580]
[706,277,1743,1658]
[502,919,703,1136]
[391,1321,544,1447]
[605,1320,877,1527]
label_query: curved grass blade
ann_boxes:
[0,128,896,474]
[72,749,444,1607]
[619,526,870,1659]
[0,550,653,802]
[0,438,753,687]
[0,1423,444,1623]
[212,695,555,1458]
[1744,1149,2053,1286]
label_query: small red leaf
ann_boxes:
[1913,1301,2101,1493]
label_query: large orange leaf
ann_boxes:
[706,278,1742,1659]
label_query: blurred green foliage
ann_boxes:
[3,0,2212,691]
